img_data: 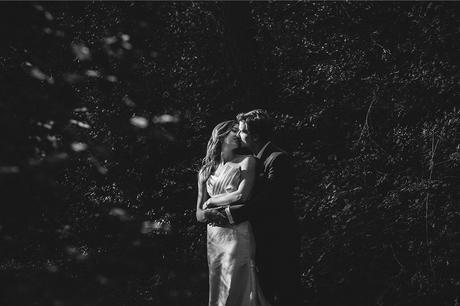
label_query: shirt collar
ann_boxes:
[255,141,271,159]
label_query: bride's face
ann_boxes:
[237,121,254,149]
[222,124,240,149]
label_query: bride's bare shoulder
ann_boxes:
[234,154,256,166]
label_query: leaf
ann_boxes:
[109,208,130,221]
[30,67,54,84]
[85,70,101,78]
[153,114,179,124]
[71,142,88,152]
[130,116,149,128]
[122,95,136,107]
[70,119,91,129]
[71,43,92,61]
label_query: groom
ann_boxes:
[208,109,301,305]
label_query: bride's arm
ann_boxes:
[204,156,256,208]
[196,171,209,222]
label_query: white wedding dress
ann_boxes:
[206,163,268,306]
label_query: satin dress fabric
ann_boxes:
[206,163,268,306]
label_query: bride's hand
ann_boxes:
[196,208,207,223]
[203,198,214,209]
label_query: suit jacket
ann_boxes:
[229,142,302,304]
[229,142,298,243]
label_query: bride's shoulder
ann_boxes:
[234,154,252,161]
[234,155,256,166]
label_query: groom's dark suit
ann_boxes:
[229,142,301,305]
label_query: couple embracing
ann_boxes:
[196,109,301,306]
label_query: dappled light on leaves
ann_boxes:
[103,36,117,45]
[44,11,54,21]
[71,43,91,61]
[153,114,179,124]
[88,157,108,175]
[122,95,136,107]
[71,142,88,152]
[65,246,89,262]
[141,220,172,235]
[70,119,90,129]
[85,70,101,78]
[29,67,54,84]
[37,121,54,130]
[73,107,88,113]
[109,208,130,222]
[47,135,58,148]
[45,152,69,164]
[1,2,459,305]
[130,116,149,128]
[105,75,118,82]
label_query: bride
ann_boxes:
[196,120,269,306]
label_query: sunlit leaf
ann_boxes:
[44,11,54,21]
[71,142,88,152]
[65,245,89,261]
[72,43,91,61]
[122,42,132,50]
[85,70,101,78]
[73,107,88,112]
[70,119,91,129]
[103,36,117,44]
[88,157,108,174]
[97,165,108,175]
[30,67,53,84]
[106,75,118,82]
[109,207,130,221]
[141,220,172,235]
[130,116,149,128]
[152,114,179,124]
[122,95,136,107]
[47,135,58,148]
[47,152,69,163]
[37,120,54,129]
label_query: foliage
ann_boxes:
[1,2,459,305]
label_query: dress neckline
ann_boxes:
[211,162,240,179]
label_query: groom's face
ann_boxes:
[237,121,255,151]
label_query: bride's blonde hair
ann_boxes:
[200,120,237,181]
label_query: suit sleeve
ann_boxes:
[229,153,292,224]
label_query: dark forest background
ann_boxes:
[1,2,459,305]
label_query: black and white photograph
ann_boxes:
[1,1,459,305]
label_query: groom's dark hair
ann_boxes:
[236,109,273,143]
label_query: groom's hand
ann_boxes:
[204,208,228,226]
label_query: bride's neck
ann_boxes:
[220,145,235,164]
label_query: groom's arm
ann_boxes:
[227,189,265,224]
[229,153,292,224]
